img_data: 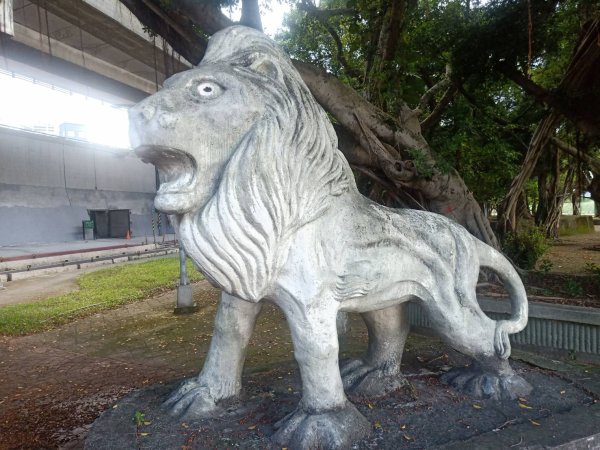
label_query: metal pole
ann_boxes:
[179,244,188,285]
[174,244,196,314]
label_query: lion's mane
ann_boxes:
[180,26,352,301]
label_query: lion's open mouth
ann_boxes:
[134,145,197,195]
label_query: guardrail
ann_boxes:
[408,297,600,355]
[0,246,179,282]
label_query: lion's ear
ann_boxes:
[250,56,283,83]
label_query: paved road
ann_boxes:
[0,235,179,306]
[0,264,134,306]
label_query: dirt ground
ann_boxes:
[477,230,600,307]
[1,231,600,449]
[543,229,600,274]
[0,271,82,306]
[0,281,297,449]
[2,280,599,450]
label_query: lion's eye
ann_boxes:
[196,81,223,99]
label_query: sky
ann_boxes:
[0,70,130,148]
[223,1,291,37]
[0,2,290,149]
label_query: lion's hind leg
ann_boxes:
[422,289,532,400]
[164,291,262,420]
[341,303,409,397]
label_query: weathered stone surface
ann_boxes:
[84,353,599,450]
[130,25,532,448]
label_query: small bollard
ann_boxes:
[174,245,197,314]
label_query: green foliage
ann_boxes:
[277,0,592,207]
[0,257,203,336]
[502,226,549,270]
[428,94,523,206]
[584,262,600,277]
[537,258,554,273]
[133,411,146,427]
[564,279,583,297]
[407,148,434,178]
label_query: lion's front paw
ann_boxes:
[162,378,224,420]
[341,358,407,398]
[272,402,371,450]
[441,366,532,400]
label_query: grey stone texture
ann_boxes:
[130,26,532,449]
[84,355,600,450]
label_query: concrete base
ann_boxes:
[173,305,199,315]
[559,215,595,235]
[174,284,197,314]
[85,357,600,450]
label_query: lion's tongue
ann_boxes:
[135,145,197,193]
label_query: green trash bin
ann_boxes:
[82,220,95,240]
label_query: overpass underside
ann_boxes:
[2,0,191,102]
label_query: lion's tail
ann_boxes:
[475,239,528,360]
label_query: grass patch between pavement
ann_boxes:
[0,257,203,336]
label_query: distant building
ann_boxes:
[0,125,163,246]
[0,0,190,246]
[26,124,56,135]
[59,123,87,141]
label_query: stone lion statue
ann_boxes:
[130,25,531,449]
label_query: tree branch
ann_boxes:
[420,84,457,131]
[498,64,560,109]
[416,66,452,113]
[551,137,600,173]
[350,165,409,207]
[378,0,409,63]
[299,1,361,78]
[174,0,233,36]
[498,18,600,139]
[241,0,263,32]
[458,84,530,150]
[293,60,427,154]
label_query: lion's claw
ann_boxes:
[341,358,407,397]
[441,366,532,400]
[272,402,371,450]
[163,379,222,420]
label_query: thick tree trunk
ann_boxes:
[240,0,263,31]
[296,62,499,248]
[119,0,499,248]
[499,112,561,235]
[498,18,600,139]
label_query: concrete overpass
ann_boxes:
[0,0,188,245]
[1,0,191,104]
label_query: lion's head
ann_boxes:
[130,26,351,300]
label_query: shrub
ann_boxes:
[502,227,549,270]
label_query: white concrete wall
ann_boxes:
[0,126,159,245]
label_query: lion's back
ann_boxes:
[335,197,480,287]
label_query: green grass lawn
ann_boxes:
[0,257,203,336]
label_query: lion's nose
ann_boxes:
[140,104,157,121]
[158,113,178,128]
[129,102,156,123]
